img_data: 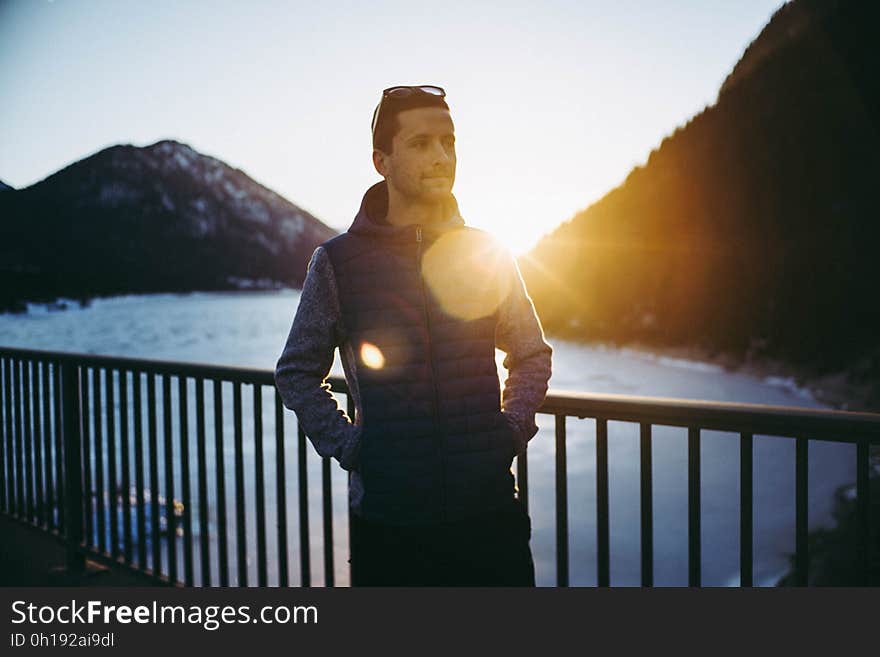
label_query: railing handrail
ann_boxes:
[0,346,288,389]
[541,389,880,442]
[3,346,878,443]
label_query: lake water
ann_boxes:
[0,290,855,586]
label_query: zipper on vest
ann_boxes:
[416,225,447,521]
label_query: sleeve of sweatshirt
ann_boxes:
[274,246,361,472]
[495,250,553,456]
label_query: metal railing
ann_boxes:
[1,346,878,586]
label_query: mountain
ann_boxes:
[520,0,880,398]
[0,140,337,311]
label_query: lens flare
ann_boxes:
[421,231,512,321]
[360,342,385,369]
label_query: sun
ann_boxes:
[473,210,545,256]
[482,220,545,256]
[494,230,538,256]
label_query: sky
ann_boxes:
[0,0,786,254]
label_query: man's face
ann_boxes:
[374,106,457,204]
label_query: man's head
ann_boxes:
[371,85,457,204]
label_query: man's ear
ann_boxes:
[372,149,388,177]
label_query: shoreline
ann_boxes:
[592,339,880,415]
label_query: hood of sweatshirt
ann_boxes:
[348,180,465,242]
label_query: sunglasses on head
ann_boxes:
[371,85,446,136]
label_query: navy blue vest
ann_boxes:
[323,183,517,525]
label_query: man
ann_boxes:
[274,85,552,586]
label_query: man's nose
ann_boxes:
[431,140,451,163]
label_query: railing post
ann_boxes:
[687,427,701,586]
[53,361,65,532]
[322,456,334,587]
[595,417,610,587]
[346,394,354,588]
[856,440,871,585]
[1,357,10,515]
[42,361,54,530]
[233,381,246,587]
[740,432,754,587]
[61,362,85,574]
[298,425,311,587]
[640,422,653,587]
[276,388,289,587]
[795,437,809,586]
[555,414,569,587]
[252,383,267,588]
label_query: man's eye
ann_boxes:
[412,141,426,149]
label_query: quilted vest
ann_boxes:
[322,182,517,525]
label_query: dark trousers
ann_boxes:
[349,499,536,586]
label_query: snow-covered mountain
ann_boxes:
[0,140,338,309]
